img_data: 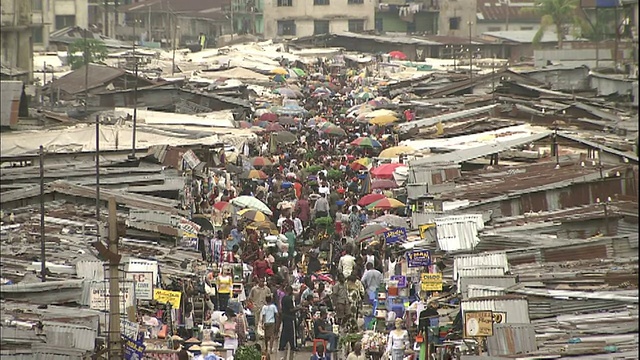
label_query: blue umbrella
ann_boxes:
[336,200,346,207]
[281,182,293,189]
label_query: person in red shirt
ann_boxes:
[293,181,303,199]
[252,251,271,280]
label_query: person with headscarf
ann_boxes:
[348,206,361,238]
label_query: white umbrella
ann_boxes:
[231,196,272,215]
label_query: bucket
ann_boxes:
[388,280,399,296]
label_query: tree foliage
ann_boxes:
[521,0,579,47]
[68,38,108,70]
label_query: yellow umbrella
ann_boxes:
[364,109,397,119]
[246,221,279,235]
[270,67,288,75]
[237,209,268,222]
[378,146,416,158]
[369,114,399,126]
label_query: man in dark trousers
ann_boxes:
[278,285,299,354]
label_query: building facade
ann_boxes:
[31,0,89,51]
[262,0,376,39]
[375,0,439,34]
[0,0,45,82]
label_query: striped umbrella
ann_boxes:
[260,113,278,122]
[357,193,386,206]
[324,126,347,137]
[265,123,285,132]
[237,209,268,222]
[240,169,268,180]
[366,198,405,210]
[350,137,382,148]
[350,157,372,171]
[246,221,279,235]
[213,201,231,212]
[250,156,273,167]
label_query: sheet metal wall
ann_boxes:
[460,276,517,299]
[453,252,509,281]
[461,298,530,324]
[486,323,538,356]
[42,321,97,351]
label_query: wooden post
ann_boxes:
[107,197,122,357]
[39,146,46,282]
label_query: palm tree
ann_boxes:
[521,0,579,47]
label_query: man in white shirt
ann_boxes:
[361,262,383,302]
[338,252,356,279]
[293,216,303,237]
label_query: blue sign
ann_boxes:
[383,227,407,244]
[406,249,431,268]
[122,335,145,360]
[390,275,407,288]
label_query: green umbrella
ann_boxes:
[292,67,306,77]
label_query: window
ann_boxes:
[314,20,330,34]
[32,0,43,11]
[33,27,43,44]
[520,26,533,30]
[277,20,296,36]
[348,19,365,32]
[314,0,330,4]
[348,0,364,4]
[55,15,76,30]
[488,26,501,31]
[277,0,292,6]
[449,17,460,30]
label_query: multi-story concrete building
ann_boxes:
[262,0,376,39]
[0,0,46,82]
[31,0,89,51]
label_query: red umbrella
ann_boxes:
[389,51,407,60]
[370,163,407,179]
[265,123,285,132]
[260,113,278,122]
[357,193,386,206]
[251,156,273,167]
[371,179,398,190]
[213,201,231,212]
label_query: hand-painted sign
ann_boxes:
[120,318,140,340]
[153,289,182,309]
[406,249,431,268]
[464,311,494,338]
[390,275,407,288]
[420,273,443,291]
[126,271,154,300]
[123,334,146,360]
[383,227,407,244]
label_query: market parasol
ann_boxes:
[357,224,389,241]
[318,121,336,130]
[237,121,252,129]
[371,214,408,229]
[270,67,288,75]
[273,74,286,83]
[260,113,278,122]
[370,163,407,179]
[350,137,382,148]
[274,88,299,98]
[240,169,269,180]
[291,67,306,77]
[358,109,397,122]
[237,209,268,222]
[246,221,279,235]
[278,116,297,126]
[369,114,399,126]
[324,126,347,137]
[378,146,416,158]
[265,123,285,132]
[350,157,372,171]
[231,196,273,215]
[250,156,272,167]
[367,197,406,210]
[371,179,399,190]
[254,120,270,128]
[357,193,386,206]
[273,130,297,144]
[213,201,231,212]
[389,51,408,60]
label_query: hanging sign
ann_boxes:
[464,311,494,338]
[493,311,507,324]
[182,150,202,169]
[153,289,182,309]
[383,227,407,244]
[120,318,140,340]
[406,249,432,268]
[89,281,135,313]
[418,223,435,239]
[420,273,443,291]
[126,271,154,300]
[122,334,146,360]
[390,275,407,288]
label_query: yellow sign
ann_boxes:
[418,223,435,239]
[464,311,494,338]
[153,289,182,309]
[420,273,443,291]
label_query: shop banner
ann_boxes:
[406,249,431,268]
[390,275,407,288]
[89,281,135,313]
[464,311,494,338]
[420,273,443,291]
[126,271,154,300]
[120,318,140,340]
[123,334,146,360]
[153,289,182,309]
[383,227,407,244]
[182,150,201,169]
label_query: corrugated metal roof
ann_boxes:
[462,297,531,323]
[460,276,517,299]
[398,104,498,132]
[334,32,441,46]
[486,323,538,356]
[75,261,105,281]
[467,284,506,298]
[408,132,552,166]
[42,321,97,351]
[557,132,639,163]
[454,252,509,281]
[435,214,484,251]
[47,64,125,95]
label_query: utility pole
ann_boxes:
[96,114,101,228]
[104,0,109,37]
[131,17,138,159]
[84,28,89,117]
[39,145,46,282]
[468,21,474,79]
[172,17,178,76]
[107,197,122,358]
[230,0,235,40]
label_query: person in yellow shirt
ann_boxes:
[217,267,233,311]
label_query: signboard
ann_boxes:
[418,223,435,239]
[420,273,443,291]
[406,249,432,268]
[121,318,140,340]
[89,281,135,313]
[464,311,494,338]
[126,272,154,300]
[390,275,407,288]
[178,218,201,237]
[182,150,201,169]
[123,334,146,360]
[179,235,198,250]
[382,227,407,244]
[493,311,507,324]
[153,289,182,309]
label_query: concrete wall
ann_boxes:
[0,81,23,127]
[262,0,376,39]
[31,0,89,51]
[0,0,35,81]
[437,0,475,37]
[476,22,539,34]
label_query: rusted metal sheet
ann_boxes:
[486,323,537,356]
[521,192,548,213]
[507,255,538,266]
[542,244,607,262]
[432,172,443,185]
